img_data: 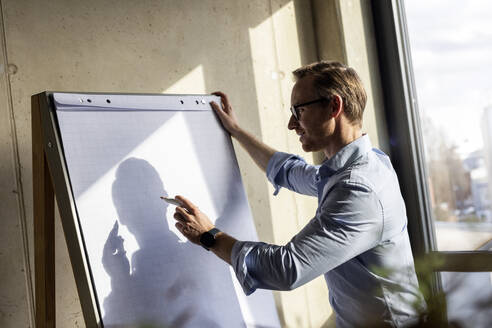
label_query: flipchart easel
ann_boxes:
[32,92,100,328]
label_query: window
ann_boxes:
[405,0,492,252]
[372,0,492,325]
[441,270,492,326]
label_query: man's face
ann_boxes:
[288,76,334,152]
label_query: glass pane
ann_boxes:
[441,271,492,327]
[405,0,492,250]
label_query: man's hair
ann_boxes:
[292,61,367,126]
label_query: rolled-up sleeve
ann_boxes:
[266,152,319,196]
[231,241,260,295]
[230,181,383,295]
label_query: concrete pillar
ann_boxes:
[312,0,389,158]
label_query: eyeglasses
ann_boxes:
[290,97,328,121]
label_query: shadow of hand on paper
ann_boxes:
[102,220,130,283]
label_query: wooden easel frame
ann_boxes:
[32,92,101,328]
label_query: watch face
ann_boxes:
[201,231,216,247]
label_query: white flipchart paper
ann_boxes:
[53,93,280,328]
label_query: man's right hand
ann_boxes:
[210,91,241,137]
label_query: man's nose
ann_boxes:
[288,114,298,130]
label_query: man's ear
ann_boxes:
[331,95,343,118]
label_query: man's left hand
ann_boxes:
[173,195,215,245]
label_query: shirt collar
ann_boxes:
[318,134,372,179]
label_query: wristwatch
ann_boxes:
[199,228,221,251]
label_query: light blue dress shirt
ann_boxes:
[231,135,426,327]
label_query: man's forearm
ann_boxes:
[210,232,237,265]
[231,128,277,173]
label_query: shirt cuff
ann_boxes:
[231,240,262,295]
[266,152,302,195]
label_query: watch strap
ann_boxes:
[200,228,221,250]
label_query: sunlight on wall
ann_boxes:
[247,4,297,127]
[163,65,206,94]
[247,1,309,159]
[248,0,311,243]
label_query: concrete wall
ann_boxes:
[312,0,388,165]
[0,0,386,327]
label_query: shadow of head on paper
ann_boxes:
[102,157,241,327]
[111,157,176,242]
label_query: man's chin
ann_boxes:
[301,143,313,152]
[301,142,324,153]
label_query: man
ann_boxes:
[172,61,426,327]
